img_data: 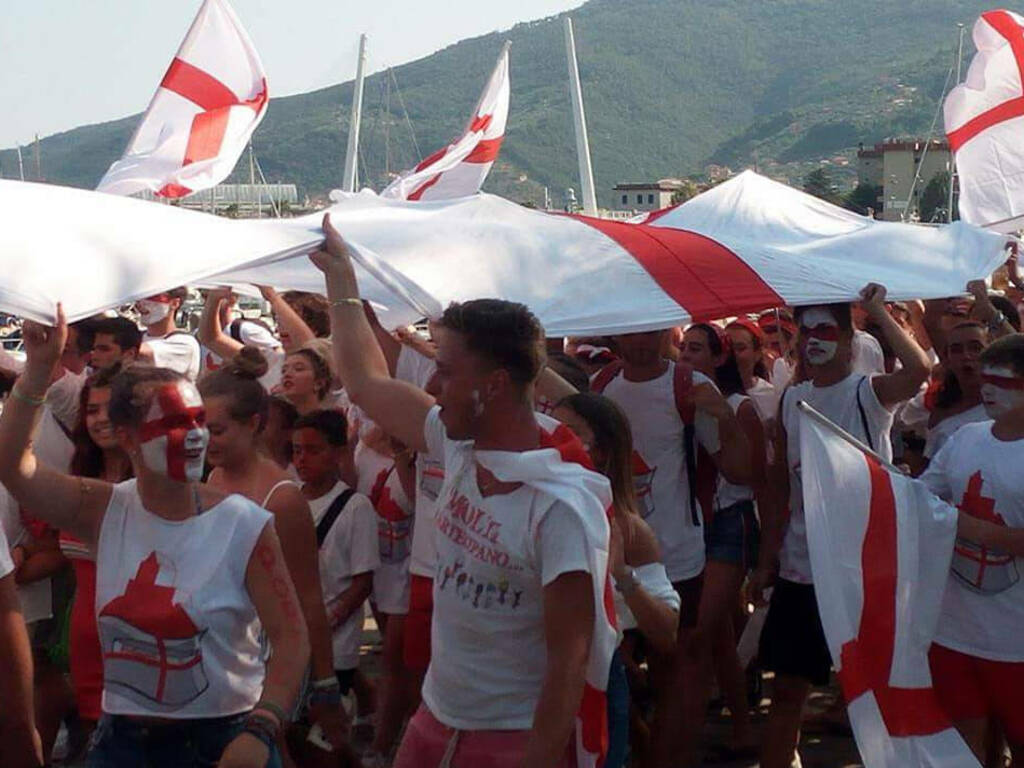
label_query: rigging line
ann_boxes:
[251,149,281,218]
[901,53,956,221]
[358,75,387,189]
[389,67,422,162]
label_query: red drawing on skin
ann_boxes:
[138,383,205,481]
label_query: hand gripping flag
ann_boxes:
[380,42,510,201]
[97,0,268,199]
[798,403,980,768]
[945,10,1024,232]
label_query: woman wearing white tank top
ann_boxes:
[0,308,308,768]
[200,346,349,754]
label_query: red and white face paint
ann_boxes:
[138,382,208,482]
[136,295,173,326]
[800,307,840,366]
[980,366,1024,420]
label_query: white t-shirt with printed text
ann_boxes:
[602,363,721,581]
[781,373,894,584]
[921,422,1024,661]
[421,406,592,730]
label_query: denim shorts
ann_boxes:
[87,712,282,768]
[705,499,760,570]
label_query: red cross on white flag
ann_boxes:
[945,10,1024,232]
[97,0,268,199]
[380,42,510,201]
[799,405,981,767]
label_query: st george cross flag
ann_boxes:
[799,404,981,767]
[945,10,1024,232]
[97,0,268,199]
[379,42,510,201]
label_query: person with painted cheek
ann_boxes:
[754,284,932,768]
[135,287,202,382]
[0,307,309,768]
[918,334,1024,762]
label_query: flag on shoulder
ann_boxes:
[798,403,980,767]
[380,42,510,201]
[97,0,268,199]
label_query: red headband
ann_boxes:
[981,373,1024,391]
[726,318,765,345]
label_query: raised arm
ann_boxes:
[0,309,111,547]
[197,289,244,361]
[259,286,316,351]
[862,284,931,407]
[310,216,433,453]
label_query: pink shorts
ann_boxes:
[393,705,574,768]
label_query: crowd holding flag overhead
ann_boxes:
[3,4,1024,768]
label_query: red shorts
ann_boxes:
[929,643,1024,744]
[403,575,433,672]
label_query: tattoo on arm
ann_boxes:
[255,542,302,624]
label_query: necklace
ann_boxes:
[191,483,204,517]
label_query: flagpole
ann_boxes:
[342,33,368,194]
[796,401,901,473]
[564,17,598,216]
[948,23,965,223]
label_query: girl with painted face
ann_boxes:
[553,392,679,768]
[919,334,1024,762]
[199,346,349,754]
[0,309,309,768]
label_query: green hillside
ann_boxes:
[0,0,992,207]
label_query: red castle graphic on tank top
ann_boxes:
[98,552,209,710]
[952,471,1019,594]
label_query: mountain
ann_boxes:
[0,0,991,207]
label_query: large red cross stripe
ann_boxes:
[156,58,268,198]
[948,11,1024,152]
[574,216,785,321]
[835,456,951,737]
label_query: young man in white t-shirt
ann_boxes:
[752,284,931,768]
[136,287,201,381]
[314,218,612,768]
[920,333,1024,762]
[0,523,43,768]
[292,409,379,697]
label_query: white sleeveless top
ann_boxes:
[716,393,755,509]
[95,479,272,718]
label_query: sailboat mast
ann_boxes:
[948,22,965,224]
[564,17,598,216]
[342,33,368,193]
[33,134,41,181]
[16,145,25,181]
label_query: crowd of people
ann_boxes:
[0,218,1022,768]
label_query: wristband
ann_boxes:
[11,386,46,407]
[241,716,277,750]
[252,699,287,728]
[311,677,341,691]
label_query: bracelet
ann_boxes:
[241,716,277,750]
[311,677,341,691]
[330,297,363,309]
[252,699,288,728]
[10,386,46,407]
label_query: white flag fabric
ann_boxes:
[0,172,1011,330]
[799,407,980,768]
[97,0,268,199]
[944,10,1024,232]
[379,42,510,201]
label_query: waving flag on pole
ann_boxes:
[944,10,1024,232]
[380,42,510,201]
[799,402,980,768]
[97,0,268,199]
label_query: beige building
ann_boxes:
[612,178,686,212]
[856,139,952,221]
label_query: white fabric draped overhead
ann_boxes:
[0,171,1011,333]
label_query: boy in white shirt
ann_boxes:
[921,333,1024,762]
[292,409,379,694]
[136,287,201,381]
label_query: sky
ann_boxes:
[0,0,584,149]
